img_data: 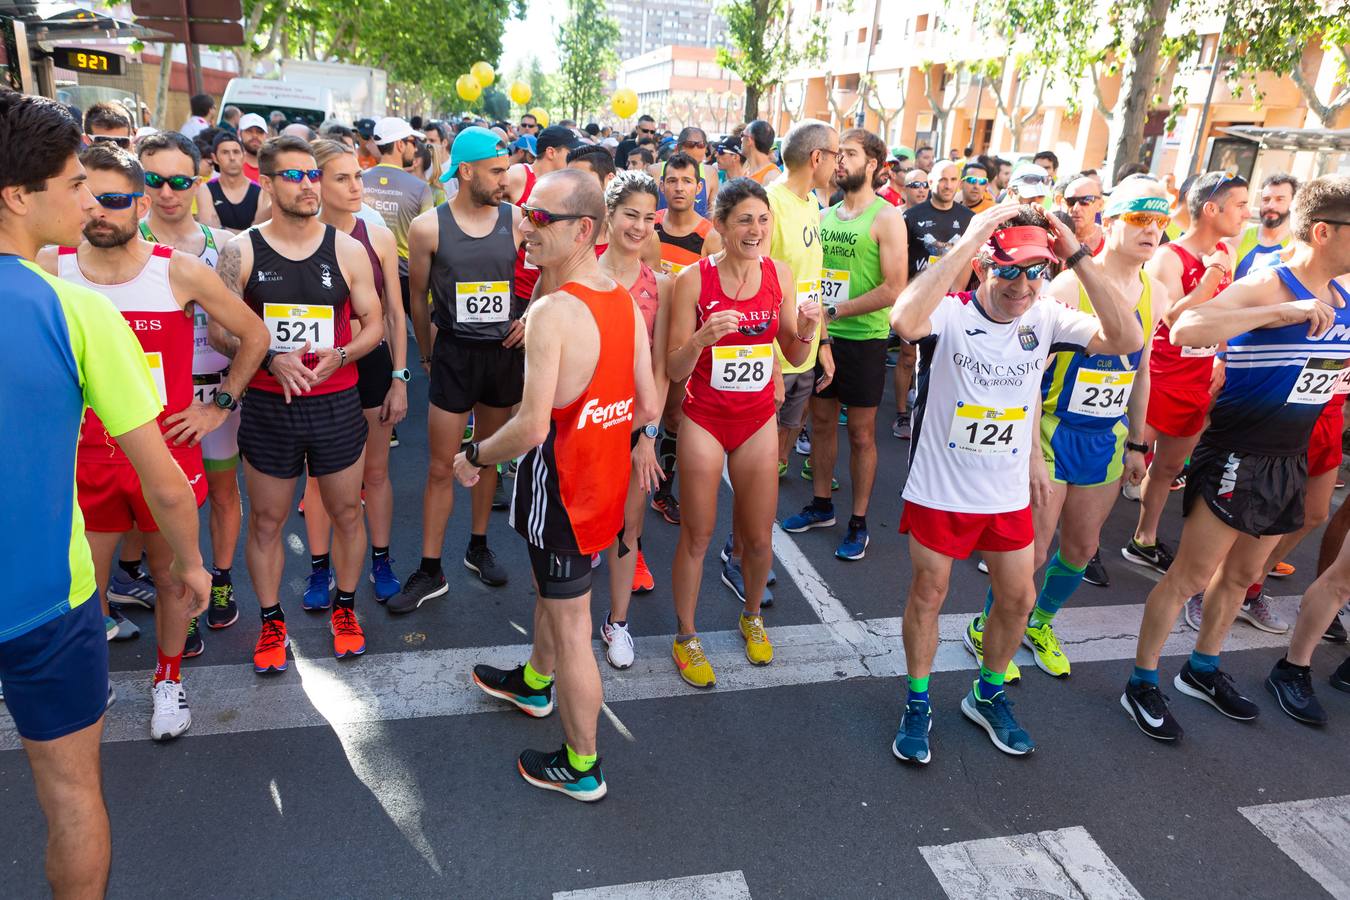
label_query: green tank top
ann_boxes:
[821,197,888,341]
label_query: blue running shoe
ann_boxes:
[720,557,773,608]
[108,570,157,610]
[836,523,869,560]
[961,683,1035,756]
[892,700,932,765]
[369,557,401,601]
[719,535,776,585]
[517,745,606,802]
[303,568,334,611]
[783,504,836,533]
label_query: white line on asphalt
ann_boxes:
[1239,794,1350,899]
[601,702,635,742]
[554,870,751,899]
[919,825,1144,900]
[268,778,283,816]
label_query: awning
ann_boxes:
[1217,126,1350,153]
[22,8,171,42]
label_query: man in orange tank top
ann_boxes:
[455,169,658,801]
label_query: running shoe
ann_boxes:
[631,551,655,594]
[838,408,848,426]
[977,559,989,574]
[782,503,836,533]
[1265,662,1327,725]
[590,553,601,569]
[651,491,681,525]
[464,544,508,586]
[302,568,334,611]
[491,475,508,511]
[1022,622,1069,678]
[1120,679,1183,741]
[369,556,401,601]
[778,461,788,478]
[1331,658,1350,693]
[1082,551,1109,587]
[206,582,238,629]
[601,619,635,669]
[891,413,911,440]
[183,615,204,658]
[795,429,811,456]
[108,569,157,610]
[471,663,554,716]
[1237,594,1289,634]
[390,568,448,614]
[517,746,606,802]
[331,607,366,658]
[1324,613,1348,644]
[462,413,474,445]
[835,523,869,561]
[106,608,139,641]
[962,616,1021,683]
[1173,662,1259,720]
[1121,538,1174,574]
[297,495,305,515]
[389,428,399,448]
[253,618,289,673]
[740,614,773,665]
[1120,481,1142,501]
[718,535,776,585]
[891,700,932,765]
[672,637,716,688]
[799,458,839,490]
[961,684,1035,755]
[720,557,773,608]
[150,680,191,742]
[1169,473,1186,492]
[1267,560,1295,579]
[1183,593,1203,630]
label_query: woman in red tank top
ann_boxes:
[664,178,821,685]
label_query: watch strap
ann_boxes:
[1125,440,1150,454]
[1064,245,1091,269]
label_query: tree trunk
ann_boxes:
[152,45,173,130]
[744,84,761,122]
[1106,0,1171,183]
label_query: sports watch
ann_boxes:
[213,390,239,411]
[1125,441,1150,454]
[391,368,411,382]
[642,424,659,439]
[1064,244,1091,270]
[826,305,840,321]
[464,441,482,468]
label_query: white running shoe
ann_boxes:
[1121,481,1142,501]
[150,680,191,742]
[601,619,635,669]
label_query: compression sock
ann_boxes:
[211,566,232,587]
[371,546,389,562]
[1029,552,1087,628]
[978,587,995,628]
[261,605,285,624]
[1130,666,1159,688]
[1189,650,1220,674]
[154,648,182,684]
[566,744,597,773]
[119,558,143,579]
[311,553,330,573]
[334,589,355,610]
[976,666,1006,701]
[419,556,442,577]
[907,674,930,706]
[522,661,554,689]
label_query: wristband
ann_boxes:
[1063,245,1091,270]
[1205,264,1228,278]
[464,441,482,468]
[261,349,278,373]
[1125,441,1150,454]
[336,345,348,366]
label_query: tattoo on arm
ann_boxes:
[217,242,243,296]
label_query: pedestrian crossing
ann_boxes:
[1240,794,1350,899]
[920,826,1144,899]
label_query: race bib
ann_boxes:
[1287,357,1348,405]
[455,281,510,324]
[264,303,334,351]
[145,352,167,406]
[193,372,221,406]
[820,269,850,307]
[1334,365,1350,396]
[711,344,772,393]
[1179,344,1217,358]
[662,260,688,277]
[796,279,821,309]
[1067,370,1135,418]
[947,403,1028,456]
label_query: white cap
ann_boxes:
[238,113,267,133]
[134,125,157,139]
[1009,162,1051,199]
[373,116,416,144]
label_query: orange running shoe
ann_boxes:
[1269,561,1295,579]
[632,550,655,594]
[331,607,366,658]
[253,618,289,673]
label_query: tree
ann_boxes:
[861,69,908,145]
[717,0,832,122]
[557,0,619,121]
[918,60,974,155]
[1220,0,1350,127]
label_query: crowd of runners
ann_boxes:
[2,83,1350,894]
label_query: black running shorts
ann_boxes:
[238,387,367,479]
[526,544,593,600]
[1182,440,1307,537]
[814,337,887,408]
[429,332,525,414]
[356,341,394,410]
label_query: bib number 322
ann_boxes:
[947,403,1027,455]
[1287,357,1348,405]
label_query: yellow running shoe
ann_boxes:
[740,614,774,665]
[1022,621,1070,678]
[962,615,1021,684]
[673,636,716,688]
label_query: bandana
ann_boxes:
[1104,195,1170,218]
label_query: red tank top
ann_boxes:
[629,261,660,344]
[350,218,384,302]
[1149,241,1230,392]
[517,164,536,208]
[684,255,781,421]
[59,245,198,466]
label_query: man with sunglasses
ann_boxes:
[615,114,656,170]
[84,101,134,149]
[362,117,435,314]
[205,131,271,232]
[1062,174,1105,257]
[960,161,995,213]
[1007,162,1053,206]
[889,203,1140,764]
[518,112,539,136]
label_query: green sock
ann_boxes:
[522,661,554,690]
[566,744,597,772]
[907,674,930,694]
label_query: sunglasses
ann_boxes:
[144,171,198,191]
[89,134,131,149]
[94,191,143,210]
[738,321,771,336]
[962,175,988,185]
[907,181,929,190]
[1064,195,1100,207]
[521,205,593,227]
[265,168,323,183]
[1200,172,1245,207]
[683,140,707,149]
[1015,174,1051,187]
[991,262,1051,281]
[639,127,656,135]
[1118,211,1170,230]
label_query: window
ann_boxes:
[857,27,867,43]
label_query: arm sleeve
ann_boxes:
[64,286,163,437]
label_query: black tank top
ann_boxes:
[349,218,385,302]
[429,202,519,342]
[209,180,260,231]
[655,220,707,257]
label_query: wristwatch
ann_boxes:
[464,441,483,469]
[1064,244,1091,269]
[213,390,239,411]
[826,305,840,321]
[642,424,659,439]
[391,368,411,382]
[261,349,278,373]
[1125,440,1150,454]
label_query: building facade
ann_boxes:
[608,0,728,63]
[619,45,744,134]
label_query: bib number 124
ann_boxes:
[947,403,1027,455]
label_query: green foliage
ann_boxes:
[557,0,620,120]
[1219,0,1350,122]
[716,0,834,119]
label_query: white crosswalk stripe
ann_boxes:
[920,826,1144,899]
[1239,794,1350,899]
[554,870,751,899]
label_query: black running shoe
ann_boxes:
[1120,679,1184,741]
[206,582,238,629]
[1120,538,1174,574]
[1324,613,1348,644]
[389,428,400,448]
[1083,550,1109,587]
[492,472,509,511]
[1265,661,1327,725]
[464,544,508,586]
[182,615,204,658]
[651,491,681,525]
[1173,662,1259,720]
[517,745,606,802]
[471,663,554,717]
[388,568,448,615]
[1330,658,1350,694]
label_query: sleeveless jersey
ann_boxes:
[58,245,197,467]
[1234,223,1289,279]
[516,163,536,207]
[139,220,226,375]
[429,202,519,341]
[349,218,385,302]
[683,255,781,423]
[629,261,660,344]
[821,197,888,341]
[510,282,636,554]
[244,225,356,396]
[1041,272,1153,431]
[748,164,779,185]
[1148,241,1229,392]
[1206,267,1350,456]
[654,209,712,276]
[207,179,260,231]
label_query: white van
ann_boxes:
[217,78,330,128]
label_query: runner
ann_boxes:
[715,136,745,182]
[237,112,267,183]
[667,177,822,687]
[902,168,929,208]
[215,135,385,671]
[1062,174,1105,255]
[959,160,995,213]
[361,117,434,311]
[784,128,907,561]
[742,120,780,186]
[506,124,578,207]
[914,145,934,174]
[614,114,655,169]
[83,100,134,148]
[1122,174,1350,740]
[889,203,1141,763]
[1123,172,1248,574]
[878,147,912,207]
[37,143,267,738]
[566,143,618,191]
[463,168,657,801]
[204,130,270,231]
[1234,174,1298,278]
[1005,163,1054,205]
[0,89,211,898]
[395,126,521,611]
[651,127,718,216]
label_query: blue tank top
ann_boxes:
[1208,266,1350,456]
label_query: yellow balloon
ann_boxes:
[471,61,495,88]
[456,74,482,103]
[528,107,550,128]
[509,81,532,106]
[611,87,638,119]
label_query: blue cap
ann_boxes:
[443,126,509,182]
[511,134,537,156]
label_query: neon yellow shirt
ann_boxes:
[767,180,824,374]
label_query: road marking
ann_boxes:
[1239,794,1350,898]
[554,870,751,899]
[920,826,1144,899]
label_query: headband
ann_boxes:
[1104,195,1170,218]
